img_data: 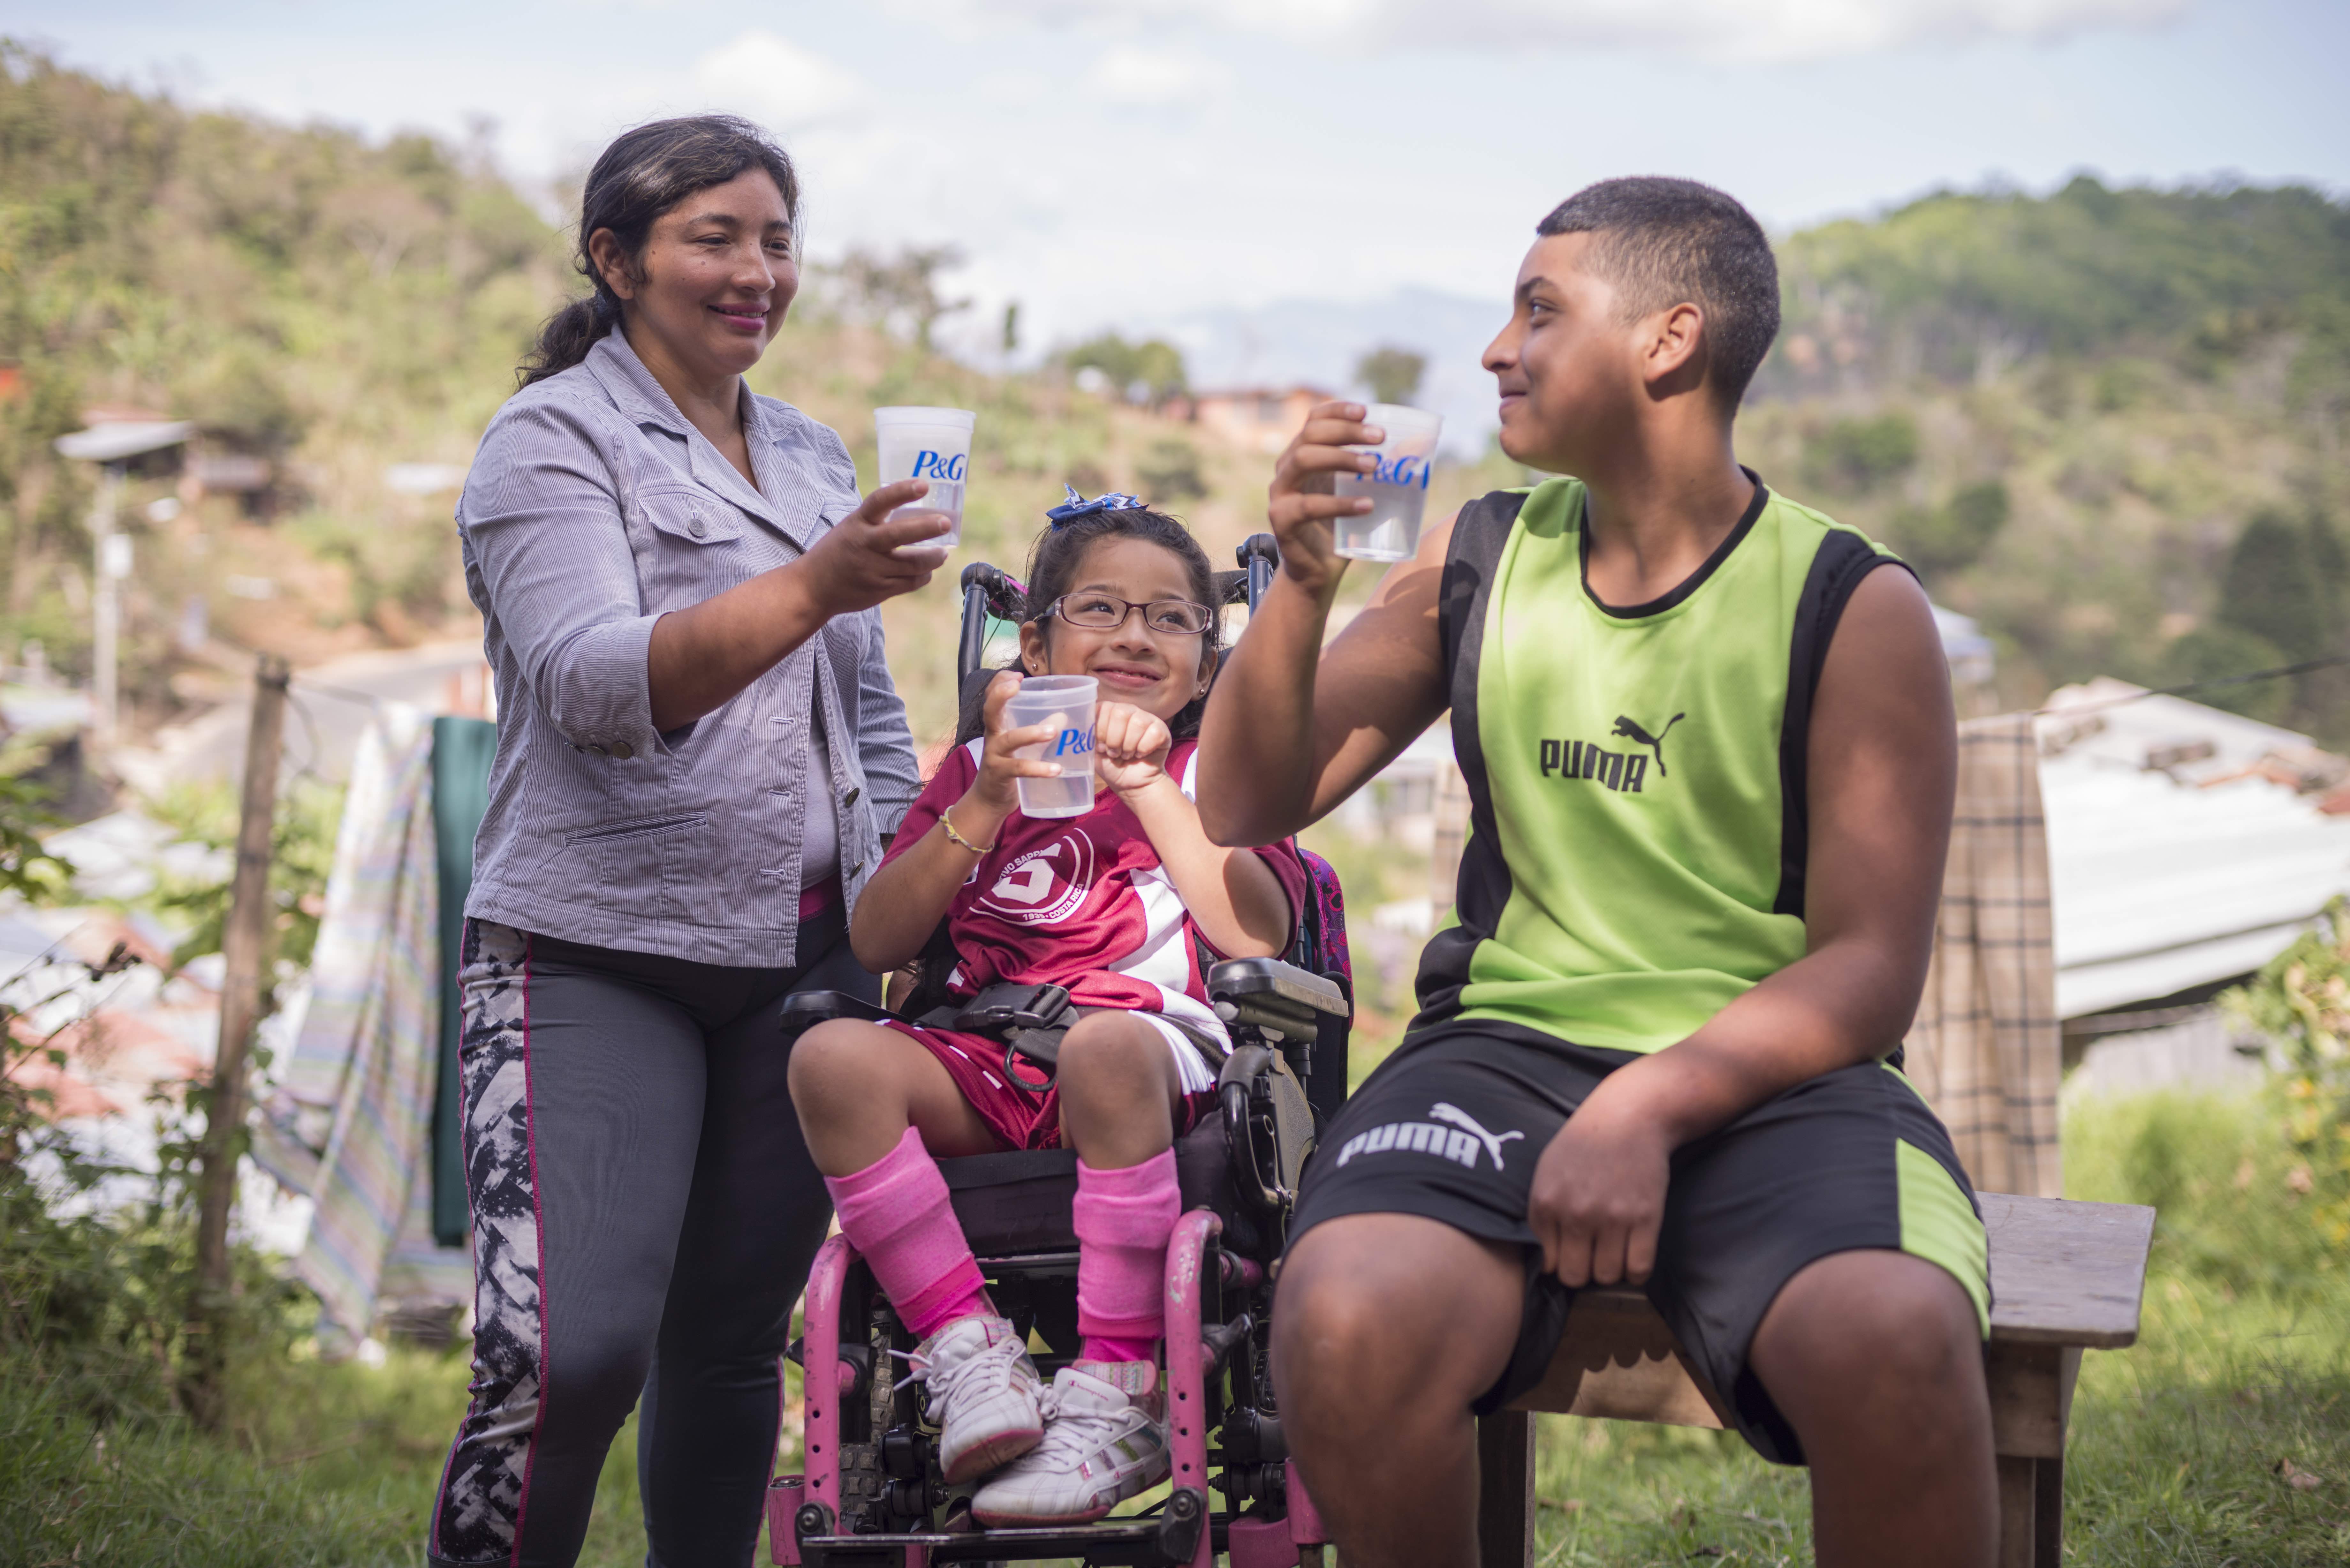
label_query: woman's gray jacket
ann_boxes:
[456,329,921,968]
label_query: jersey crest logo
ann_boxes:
[978,830,1096,925]
[1610,713,1686,777]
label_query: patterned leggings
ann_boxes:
[427,913,871,1568]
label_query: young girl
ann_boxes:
[787,493,1305,1526]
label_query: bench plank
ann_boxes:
[1980,1193,2155,1348]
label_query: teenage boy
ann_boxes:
[1196,177,1994,1567]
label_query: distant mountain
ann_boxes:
[1133,287,1510,456]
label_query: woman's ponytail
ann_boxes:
[518,293,618,389]
[514,117,799,390]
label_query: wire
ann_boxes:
[289,678,386,710]
[2033,652,2350,720]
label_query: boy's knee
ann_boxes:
[1761,1251,1984,1416]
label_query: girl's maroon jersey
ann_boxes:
[881,738,1308,1040]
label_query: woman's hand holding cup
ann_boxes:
[798,479,951,616]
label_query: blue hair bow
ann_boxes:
[1046,485,1147,527]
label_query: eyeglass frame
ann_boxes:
[1044,592,1215,638]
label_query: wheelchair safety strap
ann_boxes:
[917,980,1231,1089]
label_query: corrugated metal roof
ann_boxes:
[2039,682,2350,1017]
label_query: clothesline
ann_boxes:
[2032,652,2350,720]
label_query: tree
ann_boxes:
[1135,439,1208,503]
[1896,480,2010,577]
[828,245,973,349]
[2217,509,2339,663]
[1804,413,1919,492]
[1355,345,1427,406]
[2164,624,2293,723]
[1062,334,1187,405]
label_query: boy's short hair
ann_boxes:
[1537,177,1780,407]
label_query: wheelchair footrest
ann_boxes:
[796,1515,1179,1566]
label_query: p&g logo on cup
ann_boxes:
[911,450,968,481]
[1372,453,1432,489]
[1051,726,1094,759]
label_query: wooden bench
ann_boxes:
[1474,1192,2156,1568]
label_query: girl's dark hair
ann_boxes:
[954,505,1222,745]
[518,115,800,388]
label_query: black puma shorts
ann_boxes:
[1286,1019,1989,1465]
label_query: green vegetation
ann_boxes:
[1752,176,2350,737]
[1059,331,1190,406]
[9,1084,2343,1565]
[9,50,2347,748]
[1354,343,1428,407]
[2224,901,2350,1252]
[1528,1089,2350,1566]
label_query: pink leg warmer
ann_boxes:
[823,1127,989,1338]
[1073,1148,1181,1365]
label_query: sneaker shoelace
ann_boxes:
[901,1332,1031,1411]
[1027,1384,1145,1465]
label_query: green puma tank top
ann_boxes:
[1414,472,1907,1054]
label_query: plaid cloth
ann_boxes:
[1901,713,2063,1199]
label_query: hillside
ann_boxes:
[1750,178,2350,731]
[3,46,2346,758]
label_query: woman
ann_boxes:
[428,116,948,1568]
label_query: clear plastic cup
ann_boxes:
[1332,403,1445,562]
[874,406,974,547]
[1003,675,1098,819]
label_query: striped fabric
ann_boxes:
[250,705,447,1336]
[1901,713,2064,1199]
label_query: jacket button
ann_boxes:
[612,741,634,760]
[844,787,860,806]
[687,514,707,538]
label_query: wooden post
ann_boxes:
[1476,1410,1538,1568]
[186,653,290,1427]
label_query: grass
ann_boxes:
[7,1089,2348,1565]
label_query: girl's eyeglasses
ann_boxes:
[1049,592,1213,637]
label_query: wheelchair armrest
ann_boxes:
[1208,957,1350,1037]
[778,989,892,1042]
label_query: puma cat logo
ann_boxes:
[1610,713,1686,777]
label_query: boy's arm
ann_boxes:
[1527,564,1958,1288]
[1196,402,1454,848]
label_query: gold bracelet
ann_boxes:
[940,808,995,856]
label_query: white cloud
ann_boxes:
[914,0,2190,62]
[1087,42,1237,103]
[692,30,867,128]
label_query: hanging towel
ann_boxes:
[250,704,444,1336]
[430,716,498,1247]
[1902,712,2064,1199]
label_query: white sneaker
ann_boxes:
[906,1315,1045,1483]
[970,1361,1172,1526]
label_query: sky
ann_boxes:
[13,0,2348,362]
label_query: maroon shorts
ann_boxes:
[880,1017,1216,1151]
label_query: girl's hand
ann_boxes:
[970,670,1066,811]
[1095,701,1173,799]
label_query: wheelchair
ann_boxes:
[767,535,1356,1568]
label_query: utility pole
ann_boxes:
[186,653,289,1429]
[53,418,193,753]
[90,461,123,750]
